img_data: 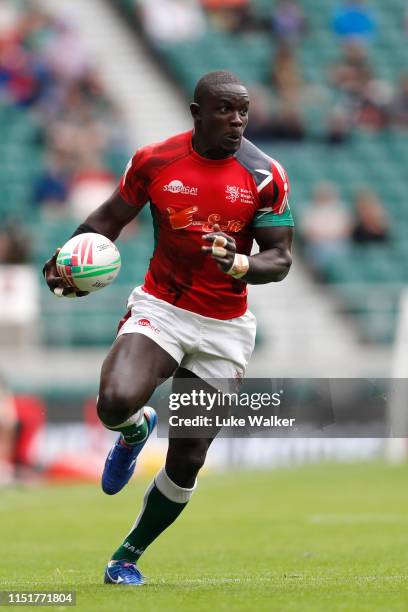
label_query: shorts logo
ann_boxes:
[137,318,160,333]
[163,179,198,196]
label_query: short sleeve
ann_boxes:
[119,148,150,209]
[252,158,294,228]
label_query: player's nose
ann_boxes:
[230,111,243,127]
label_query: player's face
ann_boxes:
[193,85,250,157]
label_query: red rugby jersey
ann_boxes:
[119,130,293,319]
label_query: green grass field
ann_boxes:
[1,462,408,611]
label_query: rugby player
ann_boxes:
[43,71,294,585]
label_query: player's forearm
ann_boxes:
[82,206,123,242]
[243,248,292,284]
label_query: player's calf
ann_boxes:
[166,437,213,488]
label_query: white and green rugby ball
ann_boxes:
[56,233,121,294]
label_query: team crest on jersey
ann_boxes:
[225,185,240,203]
[225,185,255,205]
[163,179,198,196]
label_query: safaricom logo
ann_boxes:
[137,319,160,333]
[163,179,198,196]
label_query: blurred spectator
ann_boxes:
[0,2,128,217]
[0,42,42,107]
[244,84,305,142]
[271,0,307,45]
[391,73,408,127]
[68,160,116,220]
[32,153,71,214]
[356,78,392,130]
[329,42,392,131]
[351,189,389,243]
[332,0,376,45]
[272,43,303,98]
[244,85,275,141]
[201,0,255,33]
[138,0,206,43]
[329,42,373,98]
[0,378,46,485]
[326,105,352,144]
[0,219,31,264]
[301,182,352,270]
[269,43,306,140]
[42,20,90,81]
[0,375,17,485]
[269,99,306,141]
[0,2,20,38]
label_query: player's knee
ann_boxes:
[97,387,145,427]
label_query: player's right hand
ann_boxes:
[43,249,89,298]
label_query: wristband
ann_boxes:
[226,254,249,279]
[70,223,98,239]
[43,224,98,279]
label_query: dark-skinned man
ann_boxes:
[43,71,294,585]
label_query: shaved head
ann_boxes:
[191,71,249,159]
[193,71,245,104]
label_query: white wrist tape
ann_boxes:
[226,254,249,279]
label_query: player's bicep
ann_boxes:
[254,225,294,254]
[107,186,142,221]
[84,188,140,240]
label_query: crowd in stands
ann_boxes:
[0,374,46,485]
[0,0,127,224]
[131,0,401,279]
[301,181,389,274]
[0,219,30,264]
[0,0,402,275]
[136,0,408,143]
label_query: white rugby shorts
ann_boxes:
[117,286,256,380]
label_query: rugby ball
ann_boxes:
[56,233,121,294]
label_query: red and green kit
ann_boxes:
[120,130,294,320]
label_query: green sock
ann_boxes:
[119,418,148,445]
[105,411,148,446]
[111,468,196,563]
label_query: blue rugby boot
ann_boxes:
[104,560,145,585]
[101,406,157,495]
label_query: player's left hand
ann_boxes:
[201,224,236,273]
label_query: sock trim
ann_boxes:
[154,467,197,504]
[103,408,144,430]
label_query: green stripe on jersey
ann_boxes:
[253,207,294,228]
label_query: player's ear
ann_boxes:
[190,102,201,121]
